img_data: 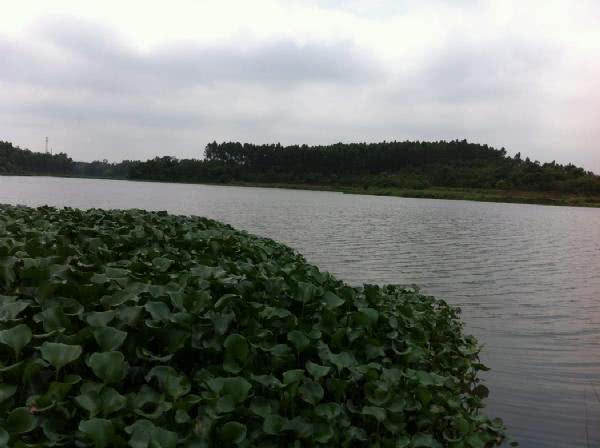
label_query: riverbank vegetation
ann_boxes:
[0,204,505,447]
[3,138,599,206]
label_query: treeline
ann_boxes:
[2,139,600,195]
[0,141,132,179]
[0,141,73,175]
[128,140,600,195]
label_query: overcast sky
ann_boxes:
[1,0,599,172]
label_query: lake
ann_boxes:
[1,175,599,447]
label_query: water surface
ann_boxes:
[1,176,599,447]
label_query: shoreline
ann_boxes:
[3,173,600,208]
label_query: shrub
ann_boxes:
[0,205,505,447]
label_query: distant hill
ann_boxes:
[2,139,599,196]
[128,140,600,195]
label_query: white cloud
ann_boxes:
[0,0,599,172]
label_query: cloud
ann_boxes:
[1,18,379,94]
[0,3,599,173]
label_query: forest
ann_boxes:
[128,140,600,195]
[2,139,600,196]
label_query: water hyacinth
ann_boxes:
[0,204,506,447]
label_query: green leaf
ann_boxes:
[0,427,8,447]
[222,377,252,403]
[85,310,116,327]
[283,369,305,385]
[321,291,344,309]
[224,334,249,361]
[145,366,190,399]
[299,379,324,405]
[0,300,29,321]
[0,324,32,358]
[215,395,236,414]
[315,403,341,420]
[0,384,17,402]
[87,351,128,384]
[328,351,356,371]
[223,333,249,373]
[263,414,287,435]
[287,330,310,352]
[101,387,126,416]
[75,391,101,417]
[92,326,128,351]
[411,433,439,447]
[152,257,173,272]
[7,407,37,433]
[306,361,331,380]
[220,421,247,445]
[126,419,154,448]
[79,418,115,448]
[151,426,178,448]
[361,406,386,423]
[40,342,82,371]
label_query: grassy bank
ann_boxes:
[223,181,600,208]
[0,204,506,447]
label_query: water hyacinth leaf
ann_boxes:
[224,334,249,361]
[306,361,330,380]
[473,384,490,399]
[175,409,191,424]
[92,326,128,351]
[283,369,305,385]
[327,351,357,371]
[0,384,17,402]
[361,406,386,423]
[145,366,191,399]
[85,310,116,327]
[152,257,173,273]
[216,395,236,414]
[0,300,29,321]
[7,407,37,433]
[299,380,324,405]
[287,330,310,352]
[40,342,82,371]
[321,291,344,309]
[79,418,115,448]
[222,377,252,403]
[220,421,247,445]
[411,433,441,448]
[249,397,275,417]
[315,403,341,420]
[314,422,334,443]
[87,351,128,384]
[100,387,126,416]
[284,416,314,438]
[263,414,287,435]
[75,391,101,417]
[144,301,171,321]
[125,419,155,448]
[151,426,178,448]
[0,323,32,358]
[0,256,16,287]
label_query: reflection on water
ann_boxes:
[1,175,600,447]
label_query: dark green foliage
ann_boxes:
[0,204,505,446]
[2,139,599,197]
[0,141,73,176]
[126,140,600,195]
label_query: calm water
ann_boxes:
[1,175,599,447]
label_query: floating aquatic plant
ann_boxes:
[0,204,505,447]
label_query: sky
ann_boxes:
[0,0,599,172]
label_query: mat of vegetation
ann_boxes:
[0,204,506,447]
